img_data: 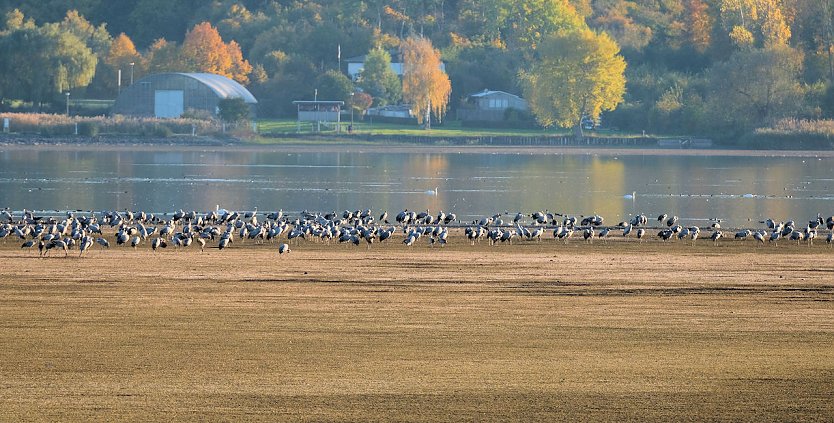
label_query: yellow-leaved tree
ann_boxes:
[401,36,451,129]
[180,22,252,84]
[107,33,141,85]
[519,28,626,139]
[720,0,791,48]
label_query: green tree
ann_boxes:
[707,46,804,130]
[519,28,627,138]
[358,47,401,106]
[502,0,585,51]
[316,69,355,103]
[57,9,111,55]
[218,97,251,123]
[0,13,97,107]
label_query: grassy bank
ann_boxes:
[257,118,644,138]
[253,118,661,147]
[739,119,834,149]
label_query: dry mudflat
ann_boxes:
[1,235,833,421]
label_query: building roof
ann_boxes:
[292,101,345,105]
[345,49,401,63]
[469,89,522,99]
[174,73,258,104]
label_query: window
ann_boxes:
[488,98,508,109]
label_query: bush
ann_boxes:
[39,124,73,136]
[152,125,173,138]
[181,108,215,120]
[77,121,99,136]
[218,98,251,123]
[0,112,221,137]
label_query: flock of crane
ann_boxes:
[1,207,833,257]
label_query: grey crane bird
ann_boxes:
[278,243,290,255]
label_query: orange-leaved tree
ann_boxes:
[106,33,142,84]
[180,22,252,84]
[401,36,451,129]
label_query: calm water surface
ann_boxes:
[1,148,832,227]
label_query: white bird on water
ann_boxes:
[624,191,636,200]
[425,187,438,196]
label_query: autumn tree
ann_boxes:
[519,28,626,138]
[351,91,373,116]
[401,36,451,129]
[91,32,142,95]
[684,0,712,53]
[107,33,139,68]
[589,0,653,51]
[180,22,252,84]
[719,0,792,48]
[358,47,401,106]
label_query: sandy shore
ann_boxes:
[2,134,834,157]
[1,235,832,421]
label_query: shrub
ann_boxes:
[218,98,251,123]
[181,108,214,120]
[153,125,174,138]
[77,121,99,137]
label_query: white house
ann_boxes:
[345,49,445,81]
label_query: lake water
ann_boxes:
[1,147,832,228]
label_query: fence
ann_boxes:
[261,132,659,147]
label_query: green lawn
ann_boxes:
[256,118,643,138]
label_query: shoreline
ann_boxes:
[3,134,834,157]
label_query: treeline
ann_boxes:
[1,0,833,141]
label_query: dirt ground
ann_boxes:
[1,234,833,421]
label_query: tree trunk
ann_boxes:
[424,98,432,130]
[574,120,584,141]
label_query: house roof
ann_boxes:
[175,73,258,104]
[468,89,523,99]
[345,49,402,63]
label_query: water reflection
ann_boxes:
[0,149,831,227]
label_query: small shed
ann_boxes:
[292,100,345,132]
[112,72,257,118]
[457,89,528,122]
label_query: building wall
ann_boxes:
[475,92,528,111]
[458,92,529,121]
[112,74,256,118]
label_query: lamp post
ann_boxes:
[350,92,354,131]
[129,62,135,85]
[65,92,70,116]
